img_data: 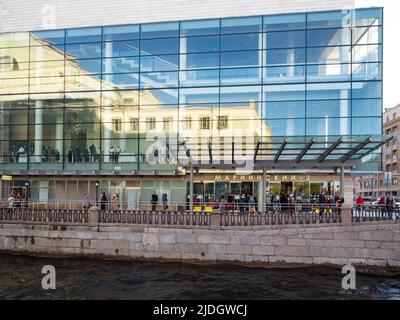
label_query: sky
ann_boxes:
[356,0,400,109]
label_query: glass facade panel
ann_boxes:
[103,25,140,41]
[66,27,102,43]
[264,14,306,32]
[355,8,382,27]
[307,10,352,29]
[265,31,305,49]
[221,16,262,34]
[140,22,179,39]
[0,8,383,172]
[180,19,220,37]
[307,28,351,47]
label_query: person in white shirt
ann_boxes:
[8,194,15,208]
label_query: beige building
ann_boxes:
[357,104,400,200]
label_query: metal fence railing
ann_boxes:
[0,208,89,224]
[352,205,400,223]
[0,205,398,227]
[99,210,211,226]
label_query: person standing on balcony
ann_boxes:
[115,146,121,162]
[110,146,115,162]
[89,144,97,162]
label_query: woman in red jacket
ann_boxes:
[356,195,364,215]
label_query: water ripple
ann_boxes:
[0,254,399,300]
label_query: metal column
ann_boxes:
[340,166,345,199]
[262,167,266,214]
[189,167,194,212]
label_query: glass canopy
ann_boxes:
[178,135,392,170]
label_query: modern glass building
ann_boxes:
[0,5,387,208]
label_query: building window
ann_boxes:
[0,56,19,71]
[183,117,192,130]
[146,118,156,131]
[163,117,173,131]
[112,118,122,132]
[130,118,139,131]
[200,117,210,130]
[217,116,229,130]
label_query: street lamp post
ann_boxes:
[25,182,30,208]
[95,182,100,207]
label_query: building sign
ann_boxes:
[214,174,311,183]
[1,175,13,181]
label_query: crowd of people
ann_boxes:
[42,146,61,162]
[189,191,345,215]
[7,190,26,208]
[355,193,397,219]
[8,144,99,163]
[67,144,98,163]
[109,146,122,163]
[8,145,28,163]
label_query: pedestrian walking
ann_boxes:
[219,196,226,214]
[100,192,107,210]
[82,192,90,210]
[8,193,15,209]
[162,193,168,211]
[151,191,158,211]
[112,193,120,211]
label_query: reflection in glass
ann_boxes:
[0,8,383,171]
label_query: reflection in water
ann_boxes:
[0,255,399,300]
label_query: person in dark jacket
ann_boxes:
[162,193,168,211]
[100,192,107,210]
[151,192,158,211]
[319,193,326,216]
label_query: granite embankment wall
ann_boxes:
[1,221,400,268]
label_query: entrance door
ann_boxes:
[126,188,140,209]
[281,182,293,195]
[241,182,253,197]
[10,187,27,206]
[230,182,241,201]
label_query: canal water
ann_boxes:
[0,254,399,300]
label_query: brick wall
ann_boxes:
[0,0,356,33]
[1,221,399,268]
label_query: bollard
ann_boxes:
[88,206,99,227]
[210,213,221,230]
[341,206,353,225]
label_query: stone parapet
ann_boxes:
[1,221,399,268]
